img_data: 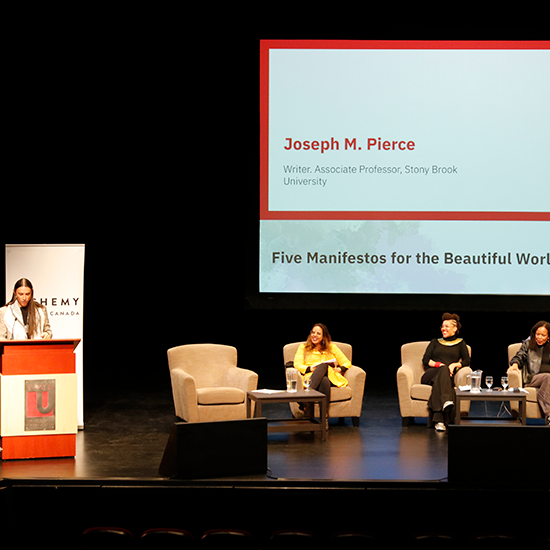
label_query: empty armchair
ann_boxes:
[397,341,472,426]
[167,344,258,423]
[283,341,366,426]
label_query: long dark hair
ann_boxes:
[529,320,550,353]
[304,323,332,354]
[6,278,44,337]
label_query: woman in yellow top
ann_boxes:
[293,324,350,413]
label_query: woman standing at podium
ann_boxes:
[0,278,53,340]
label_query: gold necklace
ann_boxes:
[438,337,463,346]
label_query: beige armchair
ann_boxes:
[167,344,258,423]
[397,341,472,426]
[507,343,543,419]
[283,342,366,426]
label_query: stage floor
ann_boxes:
[1,386,536,483]
[2,387,548,546]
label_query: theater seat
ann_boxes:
[330,531,382,549]
[139,528,195,548]
[81,527,135,548]
[470,534,517,549]
[408,533,458,550]
[200,529,258,549]
[269,529,322,549]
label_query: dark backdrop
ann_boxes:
[4,27,547,408]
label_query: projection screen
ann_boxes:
[259,40,549,295]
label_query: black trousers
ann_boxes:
[308,362,332,414]
[421,367,456,424]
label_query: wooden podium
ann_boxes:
[0,339,80,460]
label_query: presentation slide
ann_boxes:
[259,40,549,295]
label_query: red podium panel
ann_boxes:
[0,339,78,375]
[0,339,80,460]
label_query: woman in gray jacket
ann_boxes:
[510,320,550,425]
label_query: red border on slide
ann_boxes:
[259,40,550,222]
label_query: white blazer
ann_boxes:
[0,302,52,340]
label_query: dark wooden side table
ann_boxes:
[455,389,527,425]
[246,389,328,440]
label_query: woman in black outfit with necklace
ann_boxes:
[421,313,471,432]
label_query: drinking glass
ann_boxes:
[501,376,509,391]
[303,375,311,391]
[485,376,493,391]
[286,368,298,392]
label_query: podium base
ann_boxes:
[0,434,76,460]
